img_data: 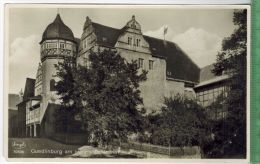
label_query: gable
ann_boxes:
[90,22,200,83]
[115,31,151,55]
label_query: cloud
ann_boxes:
[144,25,176,41]
[144,26,223,68]
[9,35,41,94]
[172,28,222,67]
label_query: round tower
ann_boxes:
[39,14,77,112]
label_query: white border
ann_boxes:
[0,0,252,4]
[1,2,251,164]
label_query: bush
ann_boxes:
[147,95,210,149]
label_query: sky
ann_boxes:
[8,6,239,94]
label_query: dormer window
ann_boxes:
[128,37,132,45]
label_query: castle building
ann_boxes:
[77,15,200,112]
[16,14,227,138]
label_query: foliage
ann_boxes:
[54,56,83,133]
[206,9,247,158]
[55,49,147,146]
[147,95,210,150]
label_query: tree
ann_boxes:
[55,49,147,147]
[54,55,83,133]
[207,9,247,158]
[148,95,209,152]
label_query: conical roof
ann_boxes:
[40,14,75,43]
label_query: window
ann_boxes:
[128,37,132,45]
[131,23,136,29]
[50,79,56,91]
[138,58,144,69]
[149,60,154,70]
[60,43,65,49]
[102,37,107,42]
[136,39,141,47]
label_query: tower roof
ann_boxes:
[40,14,75,43]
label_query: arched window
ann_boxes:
[50,79,56,91]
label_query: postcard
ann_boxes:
[4,4,251,162]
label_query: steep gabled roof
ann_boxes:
[8,94,21,110]
[144,36,200,82]
[91,22,200,82]
[199,64,216,82]
[92,22,122,47]
[23,78,35,101]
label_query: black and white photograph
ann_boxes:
[6,4,250,160]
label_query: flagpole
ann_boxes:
[163,26,168,41]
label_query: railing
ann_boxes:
[111,141,201,158]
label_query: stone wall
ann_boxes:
[165,79,185,98]
[41,59,62,122]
